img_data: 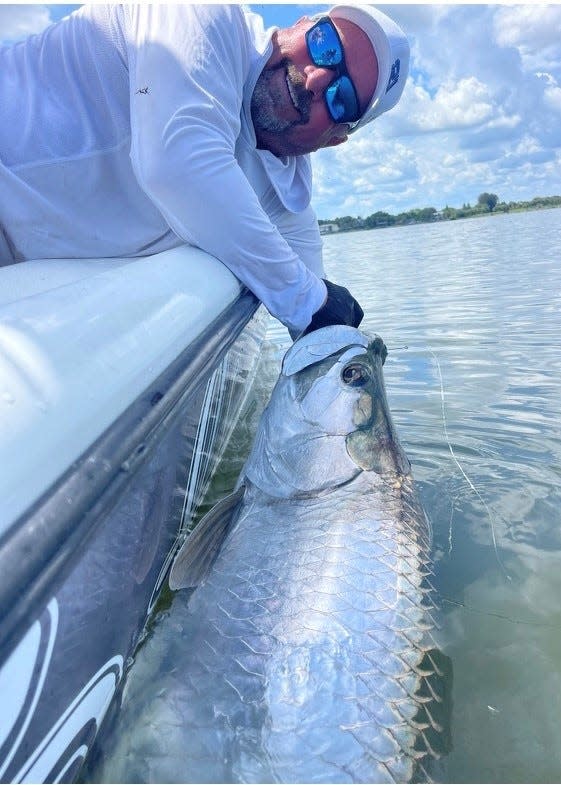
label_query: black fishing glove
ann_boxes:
[302,279,364,336]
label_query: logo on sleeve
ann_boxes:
[386,59,400,93]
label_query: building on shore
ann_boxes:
[319,223,340,235]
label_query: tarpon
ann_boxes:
[88,325,449,784]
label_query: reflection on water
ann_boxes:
[255,209,561,782]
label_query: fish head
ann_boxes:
[243,326,410,498]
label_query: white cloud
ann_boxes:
[494,5,561,71]
[312,4,561,218]
[403,78,494,133]
[544,83,561,114]
[0,5,52,43]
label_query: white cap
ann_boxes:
[329,4,410,132]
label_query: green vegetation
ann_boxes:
[318,194,561,233]
[477,192,499,212]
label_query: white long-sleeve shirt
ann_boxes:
[0,4,327,332]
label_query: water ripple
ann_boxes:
[317,209,561,782]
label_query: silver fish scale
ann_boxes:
[94,471,441,785]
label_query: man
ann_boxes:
[0,5,409,336]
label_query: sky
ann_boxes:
[1,3,560,220]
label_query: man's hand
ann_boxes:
[302,279,364,336]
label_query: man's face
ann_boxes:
[251,15,378,157]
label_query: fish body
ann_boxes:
[91,326,446,784]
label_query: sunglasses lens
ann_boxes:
[307,21,343,67]
[325,76,360,123]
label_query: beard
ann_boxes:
[251,60,311,135]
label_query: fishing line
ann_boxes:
[440,596,560,628]
[447,491,462,558]
[428,347,512,582]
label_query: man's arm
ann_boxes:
[124,5,326,334]
[274,202,363,338]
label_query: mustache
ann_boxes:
[272,59,313,124]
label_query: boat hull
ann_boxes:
[0,247,267,782]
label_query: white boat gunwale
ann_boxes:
[0,274,259,673]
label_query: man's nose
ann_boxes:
[303,65,334,99]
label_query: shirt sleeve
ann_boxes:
[273,203,325,279]
[124,5,326,334]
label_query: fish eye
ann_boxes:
[341,363,370,387]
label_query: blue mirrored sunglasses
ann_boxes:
[305,16,361,127]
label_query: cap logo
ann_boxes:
[386,59,400,93]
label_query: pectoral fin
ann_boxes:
[169,486,244,590]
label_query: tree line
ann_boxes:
[318,194,561,233]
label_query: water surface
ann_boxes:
[265,208,561,782]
